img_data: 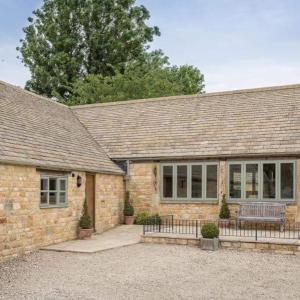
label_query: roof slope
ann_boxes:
[0,81,122,174]
[72,84,300,160]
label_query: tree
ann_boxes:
[68,51,205,105]
[17,0,160,99]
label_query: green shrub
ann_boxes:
[135,212,150,224]
[219,194,231,219]
[201,223,219,239]
[79,199,92,229]
[148,214,161,225]
[123,191,134,216]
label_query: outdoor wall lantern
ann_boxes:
[77,175,82,188]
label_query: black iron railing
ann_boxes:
[143,216,300,241]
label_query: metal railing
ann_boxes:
[143,215,300,241]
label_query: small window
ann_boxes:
[40,176,68,207]
[229,164,242,199]
[245,164,259,199]
[280,163,294,199]
[206,165,218,199]
[263,163,276,199]
[191,165,202,198]
[177,165,187,198]
[163,166,173,199]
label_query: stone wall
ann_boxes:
[128,160,300,222]
[0,164,124,263]
[95,174,124,233]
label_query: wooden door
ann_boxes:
[85,174,95,230]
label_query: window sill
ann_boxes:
[40,204,68,209]
[227,200,296,205]
[160,200,218,205]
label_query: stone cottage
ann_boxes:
[1,80,300,262]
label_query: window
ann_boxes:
[40,176,68,207]
[227,161,295,202]
[229,164,242,199]
[163,165,173,199]
[161,162,218,201]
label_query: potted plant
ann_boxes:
[200,223,219,250]
[124,191,134,225]
[78,199,93,239]
[219,194,231,228]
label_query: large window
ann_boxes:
[40,176,68,207]
[227,161,295,202]
[161,163,218,201]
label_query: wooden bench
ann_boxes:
[237,202,286,230]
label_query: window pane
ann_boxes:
[59,192,66,204]
[49,192,57,205]
[40,178,48,191]
[229,164,241,199]
[263,163,276,199]
[206,165,217,198]
[60,179,66,191]
[281,163,294,199]
[49,178,57,191]
[40,192,48,204]
[245,164,258,199]
[192,165,202,198]
[163,166,173,198]
[177,165,187,198]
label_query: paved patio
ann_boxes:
[42,225,143,253]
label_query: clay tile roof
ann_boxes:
[0,81,122,174]
[72,84,300,160]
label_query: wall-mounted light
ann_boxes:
[77,175,82,188]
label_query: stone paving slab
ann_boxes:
[42,225,143,253]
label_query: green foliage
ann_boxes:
[134,212,162,225]
[68,50,204,105]
[18,0,160,100]
[219,194,231,219]
[123,191,134,216]
[79,199,92,229]
[201,223,219,239]
[134,212,150,225]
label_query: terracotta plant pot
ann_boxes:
[124,216,134,225]
[219,219,230,228]
[78,228,93,239]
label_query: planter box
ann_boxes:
[124,216,134,225]
[201,238,219,251]
[78,228,93,240]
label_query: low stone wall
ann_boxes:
[0,164,124,263]
[141,235,300,255]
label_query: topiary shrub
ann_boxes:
[219,194,231,219]
[135,212,150,224]
[79,199,92,229]
[201,223,219,239]
[123,191,134,216]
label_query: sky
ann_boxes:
[0,0,299,92]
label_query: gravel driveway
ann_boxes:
[1,244,300,300]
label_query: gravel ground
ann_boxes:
[1,244,300,300]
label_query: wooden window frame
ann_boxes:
[160,162,219,202]
[40,175,68,208]
[226,160,296,203]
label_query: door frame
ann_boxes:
[86,173,96,231]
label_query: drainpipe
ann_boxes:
[124,159,130,191]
